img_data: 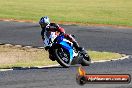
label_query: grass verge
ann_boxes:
[0,0,132,26]
[0,45,123,68]
[88,51,123,61]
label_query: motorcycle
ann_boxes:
[43,31,91,68]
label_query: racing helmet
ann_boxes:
[39,16,50,27]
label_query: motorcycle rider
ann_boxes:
[39,16,83,60]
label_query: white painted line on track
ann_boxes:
[92,55,130,63]
[34,64,60,68]
[4,44,13,46]
[0,69,13,71]
[24,46,33,48]
[14,45,22,48]
[37,47,45,49]
[0,64,60,72]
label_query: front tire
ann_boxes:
[55,46,71,68]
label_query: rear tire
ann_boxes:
[81,55,91,66]
[80,51,91,66]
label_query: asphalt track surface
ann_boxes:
[0,21,132,54]
[0,21,132,88]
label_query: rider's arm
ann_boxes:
[63,34,75,42]
[41,28,45,40]
[50,23,65,33]
[57,27,65,33]
[48,23,65,34]
[50,23,59,28]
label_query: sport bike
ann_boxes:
[43,31,91,68]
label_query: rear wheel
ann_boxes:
[55,46,71,68]
[80,50,91,66]
[81,55,91,66]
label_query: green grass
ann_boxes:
[0,0,132,26]
[0,45,123,68]
[0,45,58,68]
[88,51,123,61]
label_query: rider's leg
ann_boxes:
[48,47,56,61]
[68,34,83,51]
[64,34,84,51]
[73,41,83,51]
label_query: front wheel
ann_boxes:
[55,46,71,68]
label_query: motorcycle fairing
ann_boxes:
[59,40,74,63]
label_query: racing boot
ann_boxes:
[73,41,84,51]
[49,54,55,61]
[48,47,56,61]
